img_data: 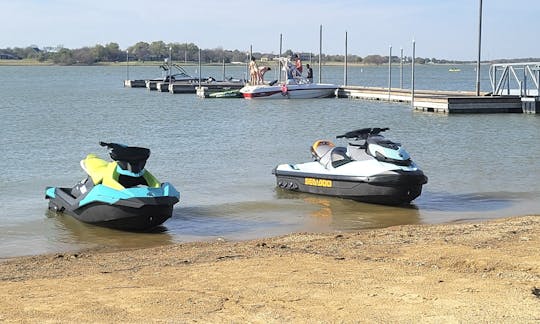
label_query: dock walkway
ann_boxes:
[337,86,524,113]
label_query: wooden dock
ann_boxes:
[124,79,536,114]
[337,86,524,113]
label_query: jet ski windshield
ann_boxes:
[99,141,150,173]
[366,136,401,150]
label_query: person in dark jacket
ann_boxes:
[306,63,313,83]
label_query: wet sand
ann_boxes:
[0,215,539,323]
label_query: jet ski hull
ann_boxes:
[273,168,427,206]
[46,185,179,231]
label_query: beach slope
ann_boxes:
[0,215,539,322]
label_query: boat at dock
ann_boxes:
[207,89,243,98]
[240,81,337,99]
[239,58,337,99]
[145,64,200,90]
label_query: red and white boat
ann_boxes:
[240,58,338,99]
[240,81,338,99]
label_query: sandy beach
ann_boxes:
[1,215,539,323]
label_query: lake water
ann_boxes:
[0,63,539,259]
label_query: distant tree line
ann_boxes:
[1,42,538,65]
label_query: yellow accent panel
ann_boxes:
[143,171,161,188]
[312,140,335,150]
[82,154,161,190]
[83,154,109,185]
[102,162,124,190]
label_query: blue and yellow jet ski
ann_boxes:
[45,142,180,231]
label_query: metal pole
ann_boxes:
[388,45,392,100]
[400,48,403,88]
[319,24,322,83]
[523,65,527,96]
[126,50,129,83]
[249,45,252,84]
[198,48,201,87]
[169,46,172,83]
[476,0,483,96]
[222,57,225,81]
[344,31,348,86]
[411,40,416,109]
[279,34,282,83]
[537,69,539,96]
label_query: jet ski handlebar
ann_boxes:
[336,128,389,140]
[99,142,151,173]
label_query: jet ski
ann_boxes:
[45,142,180,231]
[272,128,428,205]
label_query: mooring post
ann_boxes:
[344,31,348,86]
[169,46,172,83]
[198,48,201,87]
[125,50,129,87]
[319,25,323,83]
[279,34,282,83]
[222,58,225,81]
[388,45,392,100]
[476,0,483,96]
[400,48,403,89]
[411,40,416,109]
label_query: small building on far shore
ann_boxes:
[0,53,21,60]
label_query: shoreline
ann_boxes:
[1,214,538,322]
[0,58,479,67]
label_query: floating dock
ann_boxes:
[337,86,525,113]
[123,79,146,88]
[125,79,244,94]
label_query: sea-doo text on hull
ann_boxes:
[45,142,180,231]
[273,128,427,205]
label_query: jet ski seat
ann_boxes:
[331,147,352,168]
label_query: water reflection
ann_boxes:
[166,201,307,240]
[417,191,515,212]
[275,189,421,231]
[47,211,175,250]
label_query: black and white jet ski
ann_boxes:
[272,128,428,205]
[45,142,180,231]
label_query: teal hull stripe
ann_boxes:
[116,165,146,177]
[45,187,56,198]
[78,182,180,207]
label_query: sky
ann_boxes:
[1,0,539,61]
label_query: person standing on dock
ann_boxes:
[249,57,259,85]
[306,64,313,83]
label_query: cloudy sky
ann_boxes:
[1,0,538,60]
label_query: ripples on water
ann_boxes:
[0,65,539,258]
